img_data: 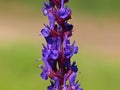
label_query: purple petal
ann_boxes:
[48,13,55,29]
[41,28,50,37]
[63,87,68,90]
[64,46,73,58]
[59,7,71,19]
[54,77,60,89]
[42,7,48,16]
[46,37,57,48]
[45,37,53,44]
[63,35,70,47]
[42,48,50,58]
[69,72,76,86]
[42,57,51,71]
[74,46,78,54]
[61,0,64,8]
[71,41,78,54]
[40,71,48,80]
[57,37,62,50]
[51,38,57,49]
[63,74,68,90]
[51,50,59,60]
[71,61,78,73]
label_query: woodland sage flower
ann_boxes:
[39,0,83,90]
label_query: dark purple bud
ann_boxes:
[44,2,50,9]
[71,61,78,73]
[48,59,57,71]
[74,46,78,54]
[71,41,79,54]
[47,80,55,90]
[49,0,54,7]
[45,37,53,44]
[64,59,71,67]
[64,22,73,31]
[45,37,57,47]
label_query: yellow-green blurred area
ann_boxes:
[0,0,120,90]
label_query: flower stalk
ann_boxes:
[40,0,83,90]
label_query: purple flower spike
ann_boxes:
[39,0,83,90]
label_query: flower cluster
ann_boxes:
[40,0,83,90]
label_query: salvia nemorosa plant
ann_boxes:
[39,0,83,90]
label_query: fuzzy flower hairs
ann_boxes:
[40,0,83,90]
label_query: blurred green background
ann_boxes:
[0,0,120,90]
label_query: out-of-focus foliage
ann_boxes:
[1,0,120,14]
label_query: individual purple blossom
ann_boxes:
[42,2,55,29]
[41,25,50,37]
[63,36,78,58]
[40,57,52,80]
[59,0,71,19]
[69,73,83,90]
[39,0,83,90]
[62,74,68,90]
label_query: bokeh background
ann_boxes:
[0,0,120,90]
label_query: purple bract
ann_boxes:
[39,0,83,90]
